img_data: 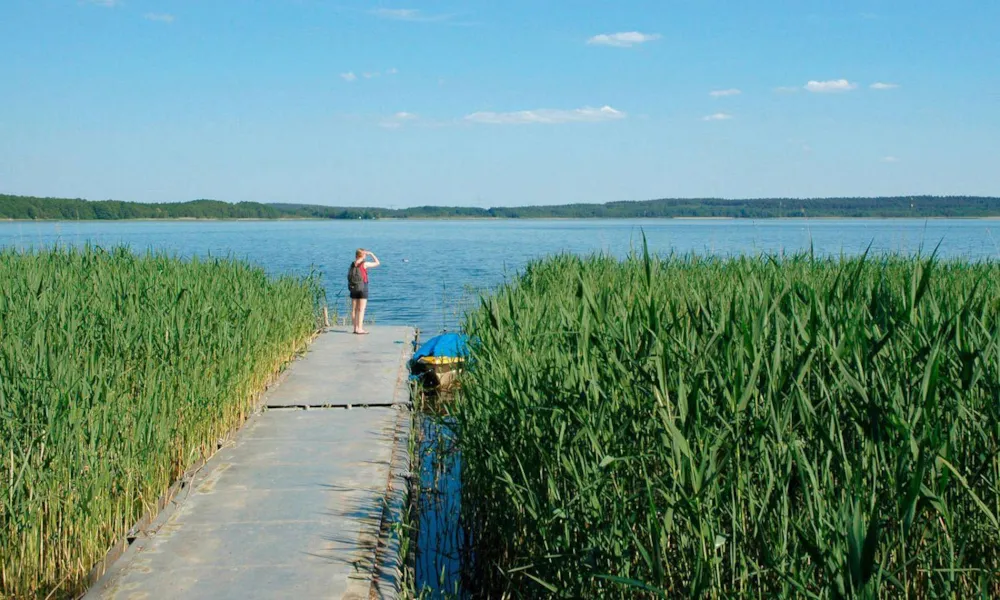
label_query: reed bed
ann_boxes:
[457,248,1000,598]
[0,246,322,599]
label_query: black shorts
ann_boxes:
[350,284,369,300]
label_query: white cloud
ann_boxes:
[587,32,661,48]
[881,155,900,163]
[870,82,900,90]
[372,8,417,19]
[702,113,734,121]
[343,69,397,80]
[710,88,742,97]
[85,0,121,6]
[380,112,418,129]
[464,105,626,125]
[804,79,858,93]
[371,8,451,22]
[144,13,175,23]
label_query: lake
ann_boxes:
[2,218,999,333]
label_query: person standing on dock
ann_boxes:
[348,248,380,334]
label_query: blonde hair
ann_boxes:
[355,248,365,259]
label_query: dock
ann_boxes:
[86,326,416,600]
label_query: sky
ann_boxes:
[1,0,998,207]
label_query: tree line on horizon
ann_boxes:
[3,193,1000,221]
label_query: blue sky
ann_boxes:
[1,0,998,206]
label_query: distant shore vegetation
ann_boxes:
[3,193,1000,221]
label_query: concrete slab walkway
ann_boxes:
[86,326,415,600]
[265,328,412,408]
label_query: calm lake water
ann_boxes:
[2,218,999,333]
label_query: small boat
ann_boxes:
[409,333,468,390]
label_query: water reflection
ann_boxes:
[413,414,464,598]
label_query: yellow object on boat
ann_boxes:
[417,355,463,366]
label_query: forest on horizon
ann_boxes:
[3,193,1000,221]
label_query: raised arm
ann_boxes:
[364,251,380,268]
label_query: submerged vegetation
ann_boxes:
[0,247,322,598]
[5,193,1000,220]
[457,249,1000,597]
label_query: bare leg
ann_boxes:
[357,298,368,334]
[351,298,360,333]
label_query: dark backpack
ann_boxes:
[347,262,364,292]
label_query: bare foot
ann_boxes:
[356,329,369,335]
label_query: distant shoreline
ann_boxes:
[5,193,1000,221]
[5,215,1000,223]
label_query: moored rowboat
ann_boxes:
[409,333,468,390]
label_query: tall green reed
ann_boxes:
[457,249,1000,598]
[0,246,322,599]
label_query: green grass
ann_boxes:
[0,246,322,599]
[457,248,1000,598]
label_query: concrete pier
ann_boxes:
[86,327,415,600]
